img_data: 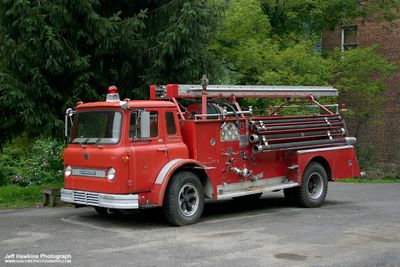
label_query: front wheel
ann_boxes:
[284,162,328,208]
[163,171,204,226]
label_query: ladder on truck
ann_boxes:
[150,84,338,99]
[149,82,339,120]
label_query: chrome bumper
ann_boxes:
[61,188,139,209]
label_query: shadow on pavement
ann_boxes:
[66,193,350,228]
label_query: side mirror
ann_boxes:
[65,108,76,140]
[140,111,151,138]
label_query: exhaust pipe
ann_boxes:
[107,208,115,215]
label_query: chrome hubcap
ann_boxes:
[307,172,323,200]
[178,183,199,217]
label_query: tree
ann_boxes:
[210,0,335,86]
[330,47,397,137]
[260,0,400,38]
[210,0,397,112]
[0,0,219,146]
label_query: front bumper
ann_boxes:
[61,188,139,209]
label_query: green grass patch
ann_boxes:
[338,177,400,183]
[0,183,63,208]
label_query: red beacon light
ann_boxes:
[340,103,347,112]
[106,85,120,102]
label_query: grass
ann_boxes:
[0,183,63,208]
[338,177,400,183]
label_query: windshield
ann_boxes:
[70,110,122,145]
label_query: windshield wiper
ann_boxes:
[70,138,91,145]
[70,138,88,145]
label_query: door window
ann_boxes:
[165,112,177,135]
[129,111,159,139]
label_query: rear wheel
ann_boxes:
[163,171,204,226]
[284,162,328,208]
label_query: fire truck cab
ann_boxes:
[61,79,361,226]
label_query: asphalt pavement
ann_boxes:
[1,182,399,267]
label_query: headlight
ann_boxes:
[65,165,72,177]
[107,168,116,181]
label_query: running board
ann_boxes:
[217,177,299,200]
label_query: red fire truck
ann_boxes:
[61,77,361,226]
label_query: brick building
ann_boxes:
[323,20,400,176]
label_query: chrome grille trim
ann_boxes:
[61,189,139,209]
[73,191,100,205]
[71,168,106,178]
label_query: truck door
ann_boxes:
[163,110,189,160]
[128,110,168,192]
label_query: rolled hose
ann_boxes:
[250,115,341,125]
[252,137,357,153]
[249,128,346,143]
[254,122,344,132]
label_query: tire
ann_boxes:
[163,171,204,226]
[284,162,328,208]
[233,193,262,202]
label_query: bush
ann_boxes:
[0,135,64,186]
[355,144,376,171]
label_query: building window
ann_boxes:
[341,26,358,51]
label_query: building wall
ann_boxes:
[323,20,400,171]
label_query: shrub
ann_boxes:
[0,136,64,186]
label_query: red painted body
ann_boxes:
[63,85,361,208]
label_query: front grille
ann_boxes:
[73,191,100,205]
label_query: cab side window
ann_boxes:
[165,112,177,135]
[129,111,158,138]
[129,112,138,138]
[149,112,159,137]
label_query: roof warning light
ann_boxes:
[106,85,120,102]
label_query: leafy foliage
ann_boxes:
[210,0,397,116]
[260,0,400,38]
[209,0,397,172]
[0,0,219,146]
[210,0,335,86]
[0,135,64,186]
[330,47,397,132]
